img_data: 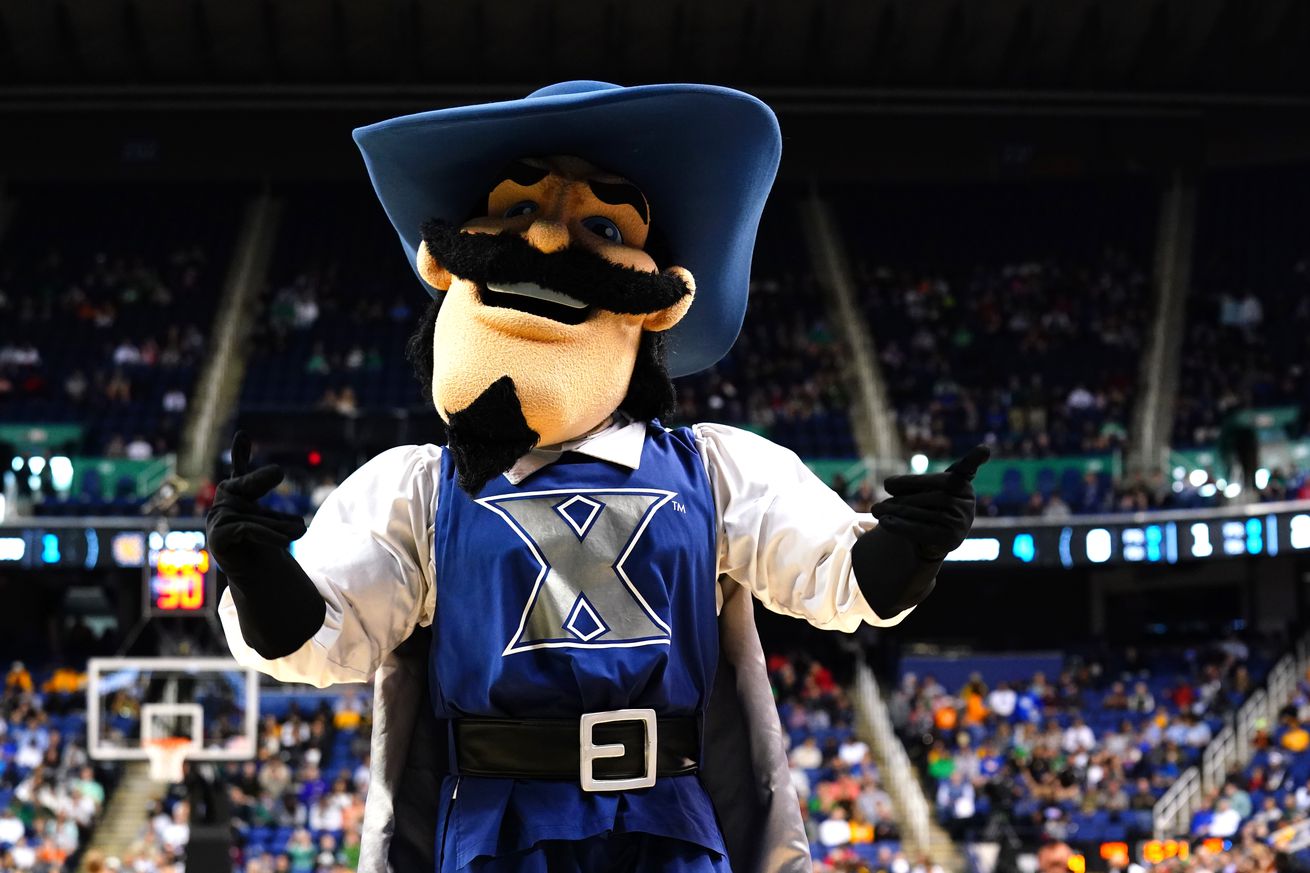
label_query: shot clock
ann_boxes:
[145,529,212,617]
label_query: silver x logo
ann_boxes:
[477,488,676,655]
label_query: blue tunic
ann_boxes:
[429,423,725,870]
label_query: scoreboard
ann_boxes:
[0,524,154,571]
[4,502,1310,579]
[0,521,212,618]
[942,500,1310,568]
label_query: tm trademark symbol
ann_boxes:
[672,501,687,513]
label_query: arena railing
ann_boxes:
[853,661,934,858]
[1153,635,1306,838]
[1153,767,1202,838]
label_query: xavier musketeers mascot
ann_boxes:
[209,81,987,873]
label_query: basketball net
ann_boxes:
[143,737,194,783]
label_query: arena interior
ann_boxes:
[3,2,1310,872]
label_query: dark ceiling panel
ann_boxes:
[814,0,891,82]
[2,0,1309,97]
[1148,0,1224,89]
[1266,0,1310,92]
[134,0,205,81]
[201,0,269,81]
[955,0,1030,87]
[754,0,821,82]
[1096,0,1160,87]
[64,0,136,80]
[546,0,612,82]
[889,0,959,85]
[339,0,406,81]
[268,0,337,81]
[1193,0,1261,92]
[414,0,482,80]
[683,0,750,82]
[476,0,551,83]
[0,13,12,81]
[1025,0,1096,87]
[0,0,71,81]
[613,1,679,82]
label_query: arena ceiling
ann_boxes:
[2,0,1309,111]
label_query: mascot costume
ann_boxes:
[208,81,988,873]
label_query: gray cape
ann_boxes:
[356,581,813,873]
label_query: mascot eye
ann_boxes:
[503,200,538,218]
[582,216,623,244]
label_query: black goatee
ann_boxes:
[444,376,539,494]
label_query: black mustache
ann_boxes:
[420,220,691,315]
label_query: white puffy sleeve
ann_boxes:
[219,444,441,687]
[693,423,913,632]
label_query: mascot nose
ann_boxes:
[524,220,570,254]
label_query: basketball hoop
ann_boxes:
[144,737,194,783]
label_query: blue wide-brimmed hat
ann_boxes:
[353,81,781,378]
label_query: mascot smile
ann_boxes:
[207,81,988,873]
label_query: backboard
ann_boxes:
[86,657,259,764]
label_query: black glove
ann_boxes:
[207,432,325,659]
[851,445,990,618]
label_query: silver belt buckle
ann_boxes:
[579,708,657,792]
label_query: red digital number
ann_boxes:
[154,549,209,610]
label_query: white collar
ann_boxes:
[503,415,647,485]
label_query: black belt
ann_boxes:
[452,709,699,791]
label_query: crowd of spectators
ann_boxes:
[855,250,1148,460]
[87,655,908,872]
[0,231,223,458]
[970,468,1208,519]
[251,266,417,413]
[1170,284,1298,449]
[769,652,920,872]
[99,689,370,873]
[672,274,858,458]
[890,638,1263,850]
[0,660,113,872]
[1175,163,1310,449]
[240,192,424,417]
[831,456,1310,523]
[226,697,369,870]
[0,188,240,517]
[1182,667,1310,872]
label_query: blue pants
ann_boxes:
[461,833,731,873]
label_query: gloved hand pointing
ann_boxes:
[207,432,307,573]
[870,444,990,560]
[207,432,325,659]
[850,445,990,619]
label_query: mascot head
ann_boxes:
[355,81,781,492]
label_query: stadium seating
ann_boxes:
[835,179,1156,464]
[0,185,244,516]
[90,654,902,870]
[891,639,1266,848]
[241,189,858,462]
[0,185,242,454]
[672,192,858,459]
[769,653,908,868]
[1173,166,1310,448]
[1185,671,1310,867]
[223,689,369,873]
[0,661,116,872]
[239,189,431,416]
[672,274,858,458]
